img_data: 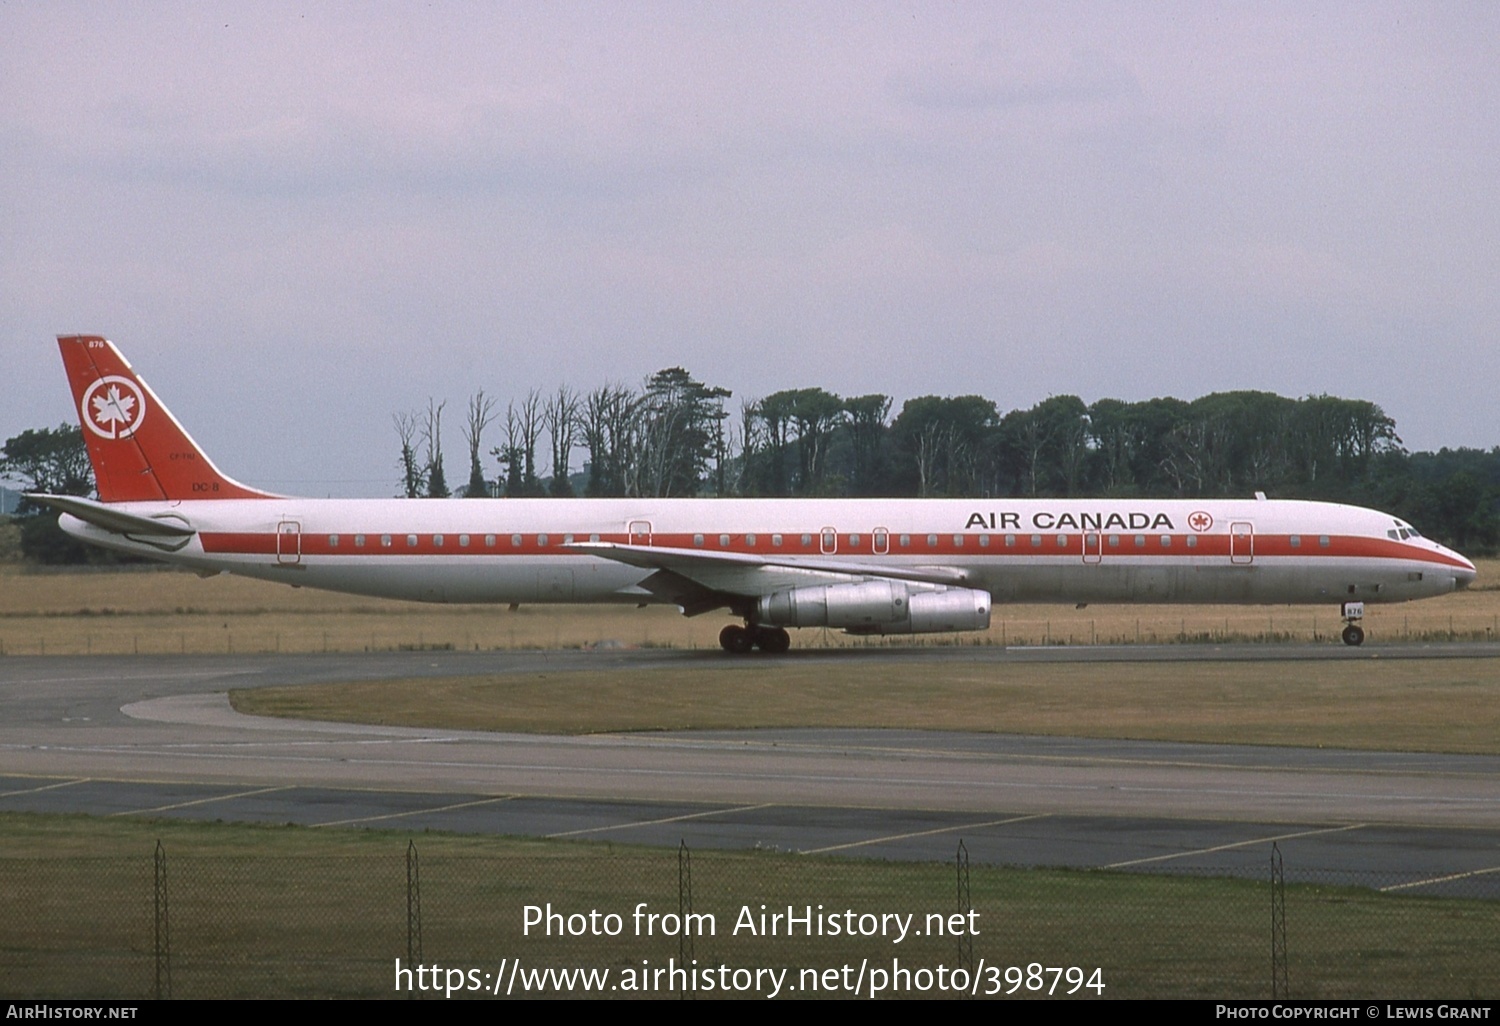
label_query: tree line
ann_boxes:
[392,371,1500,556]
[4,377,1498,563]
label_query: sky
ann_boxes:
[3,2,1497,497]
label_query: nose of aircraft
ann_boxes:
[1454,559,1477,591]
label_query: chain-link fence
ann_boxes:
[3,841,1497,999]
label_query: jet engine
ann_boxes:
[755,580,992,635]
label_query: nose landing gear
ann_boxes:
[1340,601,1365,646]
[719,623,792,654]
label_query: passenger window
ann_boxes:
[1186,536,1197,548]
[590,533,599,542]
[355,534,365,547]
[562,534,573,544]
[511,534,522,547]
[1289,535,1301,548]
[979,535,990,548]
[1030,534,1042,548]
[746,534,757,546]
[1056,534,1067,548]
[720,534,730,547]
[772,534,783,547]
[485,534,496,547]
[801,534,812,547]
[328,535,339,547]
[407,534,418,547]
[927,534,938,547]
[380,535,392,548]
[693,533,704,547]
[1005,534,1016,548]
[1319,536,1330,547]
[537,534,548,546]
[951,535,962,547]
[1135,535,1145,548]
[459,534,470,547]
[899,534,910,547]
[849,534,861,546]
[1108,535,1120,547]
[1159,536,1171,548]
[433,534,444,546]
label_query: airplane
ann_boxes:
[30,335,1477,653]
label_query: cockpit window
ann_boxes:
[1394,520,1423,539]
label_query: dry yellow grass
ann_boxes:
[1,559,1497,656]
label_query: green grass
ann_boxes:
[2,813,1497,999]
[231,656,1500,754]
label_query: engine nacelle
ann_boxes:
[755,581,992,635]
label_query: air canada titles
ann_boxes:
[965,510,1176,531]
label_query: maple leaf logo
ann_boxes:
[80,377,147,440]
[92,386,136,430]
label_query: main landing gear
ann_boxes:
[1340,601,1365,647]
[719,623,791,655]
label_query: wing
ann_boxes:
[567,541,973,616]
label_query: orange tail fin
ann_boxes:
[59,335,278,502]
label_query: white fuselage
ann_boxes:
[62,495,1476,608]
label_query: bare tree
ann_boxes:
[393,411,425,498]
[580,384,641,497]
[460,391,498,498]
[543,386,580,497]
[492,391,545,497]
[422,398,449,498]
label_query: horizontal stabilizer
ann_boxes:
[27,494,196,536]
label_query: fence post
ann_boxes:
[678,840,694,996]
[955,840,974,976]
[153,840,171,1000]
[1271,842,1288,999]
[407,839,423,994]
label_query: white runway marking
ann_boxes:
[1379,865,1500,892]
[1103,824,1367,868]
[802,814,1049,854]
[548,803,777,838]
[0,777,90,798]
[107,785,293,817]
[311,795,515,827]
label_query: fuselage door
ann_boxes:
[873,528,889,555]
[820,527,837,555]
[276,519,302,565]
[628,520,652,547]
[1230,521,1254,565]
[1083,532,1102,565]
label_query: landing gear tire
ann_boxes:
[719,624,754,654]
[1341,624,1365,647]
[755,626,791,654]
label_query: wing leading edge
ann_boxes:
[568,540,974,614]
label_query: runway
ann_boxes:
[3,645,1499,893]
